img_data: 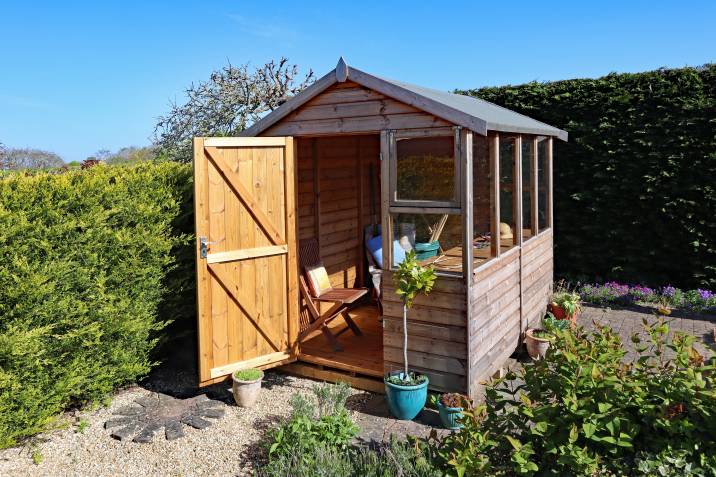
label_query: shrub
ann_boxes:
[462,65,716,289]
[0,162,192,448]
[258,382,441,477]
[433,320,716,476]
[266,382,358,465]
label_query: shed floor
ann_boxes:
[299,304,383,378]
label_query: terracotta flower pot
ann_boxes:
[525,328,552,360]
[231,371,263,408]
[548,303,578,326]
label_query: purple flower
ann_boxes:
[697,289,714,301]
[662,285,676,297]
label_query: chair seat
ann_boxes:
[315,288,368,304]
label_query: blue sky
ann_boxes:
[1,1,714,162]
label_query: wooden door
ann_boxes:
[194,137,298,386]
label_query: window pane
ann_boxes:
[396,136,455,202]
[522,137,534,240]
[500,137,517,251]
[391,212,462,274]
[538,138,549,231]
[473,134,494,266]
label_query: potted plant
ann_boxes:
[525,328,554,360]
[433,393,467,430]
[549,289,582,326]
[385,250,436,420]
[231,368,264,408]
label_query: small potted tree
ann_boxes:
[231,368,264,408]
[385,250,436,420]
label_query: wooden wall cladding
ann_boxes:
[265,81,451,137]
[468,229,553,399]
[296,135,380,289]
[382,276,468,393]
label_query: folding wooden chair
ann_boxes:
[298,238,366,351]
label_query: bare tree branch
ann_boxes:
[152,58,314,162]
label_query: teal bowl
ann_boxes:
[414,241,440,260]
[437,400,464,430]
[384,374,429,420]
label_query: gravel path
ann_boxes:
[0,370,441,477]
[0,373,319,477]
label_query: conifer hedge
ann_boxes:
[461,64,716,289]
[0,163,193,448]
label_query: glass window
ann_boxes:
[391,212,462,274]
[500,137,518,251]
[395,136,455,203]
[522,137,534,240]
[538,138,549,231]
[473,134,494,267]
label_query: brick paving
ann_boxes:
[580,304,716,361]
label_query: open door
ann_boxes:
[193,137,298,386]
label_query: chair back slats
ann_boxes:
[299,238,321,269]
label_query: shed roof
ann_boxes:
[242,58,568,141]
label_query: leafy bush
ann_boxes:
[0,162,192,448]
[432,320,716,476]
[266,382,358,465]
[258,382,441,477]
[462,64,716,289]
[258,437,440,477]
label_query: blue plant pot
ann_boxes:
[384,374,429,420]
[437,401,464,430]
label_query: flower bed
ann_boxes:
[578,282,716,312]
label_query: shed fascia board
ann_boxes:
[488,122,569,142]
[240,69,338,137]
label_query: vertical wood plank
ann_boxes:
[356,137,365,286]
[461,129,475,398]
[380,130,392,270]
[490,134,500,258]
[547,136,554,229]
[208,150,228,368]
[193,138,213,384]
[531,136,539,237]
[284,137,300,355]
[224,147,242,365]
[515,136,525,339]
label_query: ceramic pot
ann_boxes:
[525,328,551,360]
[437,400,464,430]
[384,372,429,420]
[231,371,263,408]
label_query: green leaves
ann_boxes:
[393,250,436,309]
[434,318,716,476]
[461,65,716,290]
[0,163,192,448]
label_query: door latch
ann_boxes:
[199,236,217,259]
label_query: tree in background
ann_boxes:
[0,147,64,170]
[153,58,314,162]
[85,146,155,165]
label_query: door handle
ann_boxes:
[199,236,218,259]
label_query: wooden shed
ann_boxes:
[193,58,567,400]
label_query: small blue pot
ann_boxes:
[437,400,464,430]
[384,373,429,420]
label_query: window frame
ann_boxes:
[388,128,462,209]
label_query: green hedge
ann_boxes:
[461,64,716,289]
[0,162,193,448]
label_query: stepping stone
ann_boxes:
[105,393,224,443]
